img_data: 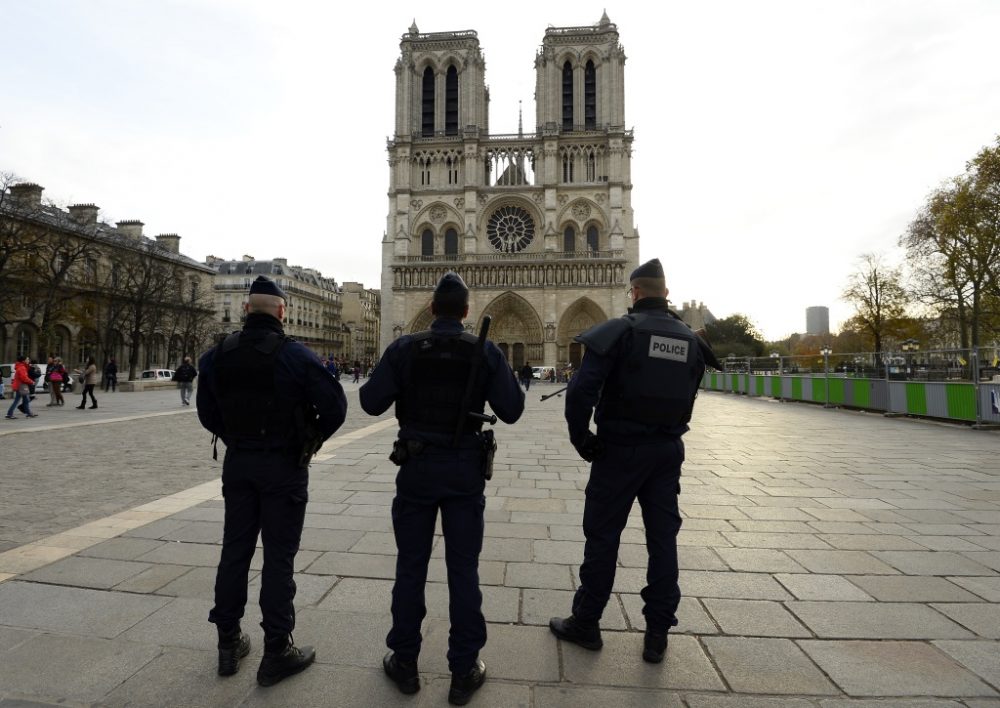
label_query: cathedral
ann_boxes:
[380,13,639,368]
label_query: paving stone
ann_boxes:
[77,537,165,561]
[817,699,967,707]
[686,696,817,708]
[678,546,730,571]
[619,593,718,634]
[532,539,585,564]
[135,541,222,567]
[787,601,974,639]
[520,588,627,630]
[722,532,833,549]
[419,677,531,707]
[479,537,534,562]
[534,685,683,708]
[250,549,320,573]
[112,563,191,593]
[298,527,366,552]
[99,647,254,707]
[248,572,337,608]
[316,577,392,614]
[0,634,161,704]
[504,562,574,589]
[703,599,811,637]
[294,607,390,669]
[160,520,224,544]
[121,518,191,540]
[775,573,874,601]
[948,576,1000,601]
[785,550,900,574]
[20,556,150,590]
[846,575,981,602]
[241,663,411,707]
[679,570,792,600]
[0,581,169,638]
[962,551,1000,572]
[562,632,724,690]
[715,548,807,573]
[0,627,37,653]
[933,640,1000,688]
[800,640,996,696]
[121,597,259,650]
[426,557,506,586]
[304,550,396,578]
[818,534,927,551]
[871,551,996,576]
[156,566,228,598]
[931,604,1000,638]
[702,636,837,694]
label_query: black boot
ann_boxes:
[548,615,603,650]
[89,402,98,409]
[383,651,419,694]
[256,635,315,687]
[217,626,251,676]
[448,659,486,706]
[643,629,668,664]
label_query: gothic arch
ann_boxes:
[556,51,581,68]
[557,198,605,228]
[479,291,544,368]
[407,302,434,333]
[413,201,463,229]
[557,297,607,366]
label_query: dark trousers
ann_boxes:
[573,438,684,633]
[81,384,97,406]
[104,374,117,392]
[209,447,308,639]
[387,449,486,674]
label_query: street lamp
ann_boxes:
[820,346,833,408]
[901,338,919,380]
[770,351,781,376]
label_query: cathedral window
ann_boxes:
[421,229,434,259]
[587,225,599,251]
[421,67,435,137]
[584,60,596,130]
[445,228,458,256]
[586,149,596,181]
[563,226,575,253]
[562,152,574,183]
[487,205,535,253]
[445,66,459,136]
[562,61,573,131]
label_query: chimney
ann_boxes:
[242,254,255,262]
[8,182,44,207]
[116,220,145,239]
[273,258,288,266]
[155,233,181,253]
[68,203,100,225]
[205,255,224,267]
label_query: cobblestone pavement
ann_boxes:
[0,384,998,707]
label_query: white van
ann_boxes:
[1,363,11,398]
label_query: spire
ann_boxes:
[408,19,419,35]
[599,9,611,27]
[518,100,523,138]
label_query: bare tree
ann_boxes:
[842,253,908,353]
[0,174,49,329]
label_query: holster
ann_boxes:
[390,439,425,466]
[479,429,496,481]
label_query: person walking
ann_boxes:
[49,357,67,406]
[549,258,715,664]
[77,357,98,409]
[353,360,361,384]
[197,276,347,687]
[103,357,118,392]
[5,355,37,419]
[360,272,524,705]
[44,355,57,407]
[519,362,533,391]
[174,357,198,406]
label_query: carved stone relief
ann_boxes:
[429,205,447,223]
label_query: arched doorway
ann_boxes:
[407,302,434,334]
[557,298,607,369]
[480,292,544,369]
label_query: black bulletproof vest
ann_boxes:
[599,313,703,427]
[396,331,487,435]
[214,330,296,445]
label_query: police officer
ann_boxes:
[360,272,524,705]
[197,275,347,686]
[549,258,715,664]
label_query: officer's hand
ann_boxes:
[574,433,604,462]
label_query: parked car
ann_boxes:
[1,363,11,398]
[0,363,69,397]
[531,366,555,381]
[140,369,176,382]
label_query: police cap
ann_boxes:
[629,258,664,282]
[248,275,287,301]
[433,271,469,306]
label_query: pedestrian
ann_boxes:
[174,356,198,406]
[325,356,339,381]
[49,357,67,406]
[549,258,714,665]
[5,355,38,419]
[76,357,99,409]
[44,355,57,407]
[360,272,524,705]
[103,357,118,392]
[196,275,347,686]
[519,361,533,390]
[353,361,360,384]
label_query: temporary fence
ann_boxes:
[703,347,1000,427]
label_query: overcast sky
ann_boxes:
[2,0,998,340]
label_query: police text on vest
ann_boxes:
[648,336,688,362]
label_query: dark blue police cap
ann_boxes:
[629,258,664,282]
[248,275,287,301]
[433,271,469,304]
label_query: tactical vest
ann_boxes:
[213,330,297,446]
[599,313,704,427]
[395,331,487,435]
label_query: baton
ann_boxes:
[540,386,568,401]
[453,315,492,446]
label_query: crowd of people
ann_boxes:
[4,354,102,419]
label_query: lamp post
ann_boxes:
[901,338,918,380]
[770,351,781,376]
[820,346,833,408]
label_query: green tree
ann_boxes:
[704,314,765,357]
[842,253,908,353]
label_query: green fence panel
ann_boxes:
[905,383,927,416]
[711,373,718,390]
[771,376,782,398]
[791,378,803,401]
[853,379,871,408]
[946,384,977,421]
[812,378,826,403]
[828,378,845,405]
[755,376,765,396]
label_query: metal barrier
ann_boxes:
[703,347,1000,427]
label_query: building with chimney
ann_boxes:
[340,282,381,366]
[0,180,216,376]
[381,13,639,368]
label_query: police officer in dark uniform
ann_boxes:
[197,275,347,686]
[549,258,715,664]
[360,272,524,705]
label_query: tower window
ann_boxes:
[563,226,575,253]
[584,60,596,130]
[562,61,573,131]
[444,228,458,256]
[421,229,434,259]
[421,67,435,137]
[562,153,574,183]
[445,66,459,136]
[587,225,599,251]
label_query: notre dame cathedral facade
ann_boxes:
[381,13,639,368]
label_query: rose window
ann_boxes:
[487,206,534,253]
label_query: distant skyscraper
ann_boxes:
[806,306,830,336]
